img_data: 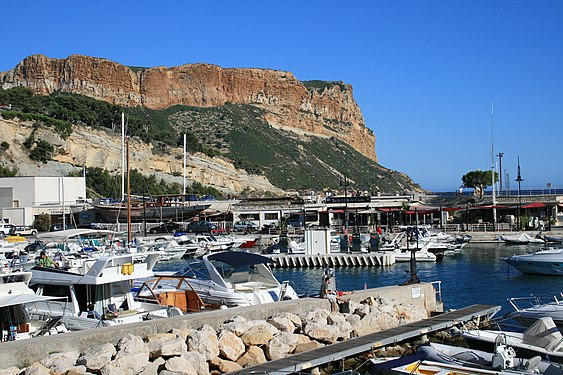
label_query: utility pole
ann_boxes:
[515,157,524,231]
[497,152,504,193]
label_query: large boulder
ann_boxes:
[265,332,299,360]
[294,340,324,354]
[138,357,165,375]
[218,330,246,361]
[220,316,248,336]
[0,367,21,375]
[354,303,370,318]
[116,334,149,359]
[146,333,187,359]
[40,351,80,374]
[182,352,209,375]
[241,322,277,346]
[300,308,331,325]
[267,316,296,333]
[302,321,342,344]
[77,343,117,371]
[327,313,353,339]
[355,311,399,336]
[236,346,267,367]
[187,325,220,361]
[164,356,197,375]
[23,363,50,375]
[210,357,243,373]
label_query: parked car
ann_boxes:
[0,223,15,236]
[233,220,259,232]
[149,222,184,234]
[10,225,38,236]
[186,221,218,233]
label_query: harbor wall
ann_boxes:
[0,282,440,369]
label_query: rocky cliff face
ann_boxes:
[0,117,283,195]
[0,54,376,161]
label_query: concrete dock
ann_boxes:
[268,252,395,267]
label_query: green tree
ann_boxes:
[462,170,498,199]
[33,213,51,232]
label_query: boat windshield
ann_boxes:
[173,259,260,282]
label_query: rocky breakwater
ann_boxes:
[0,54,377,161]
[3,296,427,375]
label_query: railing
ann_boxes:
[430,280,442,304]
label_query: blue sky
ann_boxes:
[1,1,562,192]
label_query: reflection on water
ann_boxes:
[155,243,562,316]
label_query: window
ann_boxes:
[264,213,278,221]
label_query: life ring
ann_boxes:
[121,263,134,275]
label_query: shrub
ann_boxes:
[29,140,54,163]
[33,213,51,232]
[0,141,8,150]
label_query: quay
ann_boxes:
[229,304,500,375]
[0,283,441,368]
[268,252,395,268]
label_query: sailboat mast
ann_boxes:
[127,138,131,246]
[121,112,125,201]
[491,102,496,227]
[183,133,187,195]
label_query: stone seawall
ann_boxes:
[0,283,440,369]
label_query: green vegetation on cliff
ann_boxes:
[0,87,419,193]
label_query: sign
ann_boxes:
[325,196,371,204]
[411,287,421,299]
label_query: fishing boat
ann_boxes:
[502,247,563,275]
[141,251,299,307]
[28,252,182,331]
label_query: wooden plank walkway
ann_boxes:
[228,304,500,375]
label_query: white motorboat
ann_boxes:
[507,294,563,329]
[28,252,182,331]
[138,237,188,261]
[142,251,299,307]
[0,269,68,341]
[392,242,438,262]
[503,247,563,275]
[500,233,545,245]
[459,317,563,363]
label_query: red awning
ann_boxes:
[442,207,464,211]
[522,202,546,209]
[329,209,345,213]
[379,208,400,212]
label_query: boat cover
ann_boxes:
[523,317,563,352]
[207,251,274,267]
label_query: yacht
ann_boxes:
[138,251,299,307]
[0,270,68,341]
[28,252,182,331]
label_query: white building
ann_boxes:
[0,176,87,226]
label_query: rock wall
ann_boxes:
[0,54,377,161]
[0,117,283,195]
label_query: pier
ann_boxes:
[229,304,500,375]
[268,252,395,267]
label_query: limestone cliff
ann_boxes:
[0,54,376,161]
[0,117,283,195]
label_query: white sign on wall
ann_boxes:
[411,287,421,299]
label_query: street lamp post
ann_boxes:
[515,156,524,231]
[498,152,504,193]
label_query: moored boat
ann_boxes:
[503,247,563,275]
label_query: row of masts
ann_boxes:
[119,113,189,246]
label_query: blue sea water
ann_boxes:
[154,243,563,317]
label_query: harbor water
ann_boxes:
[154,242,563,317]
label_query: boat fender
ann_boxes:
[121,262,134,275]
